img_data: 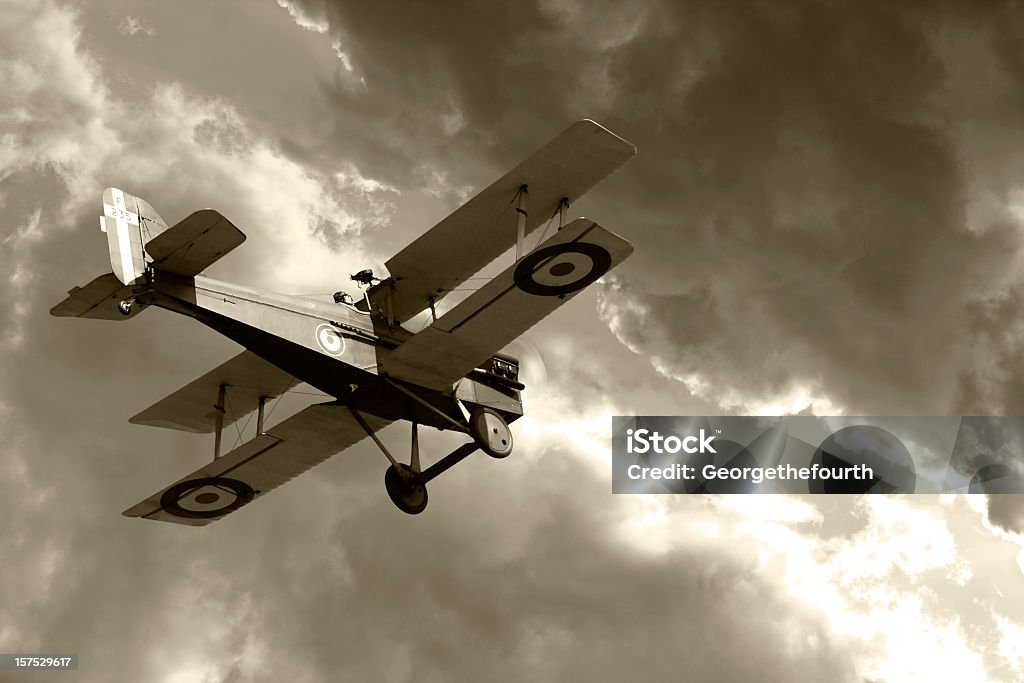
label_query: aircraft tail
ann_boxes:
[49,188,167,320]
[101,187,170,286]
[51,188,246,320]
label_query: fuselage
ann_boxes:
[134,271,522,429]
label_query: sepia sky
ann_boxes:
[5,0,1024,680]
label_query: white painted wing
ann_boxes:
[122,403,391,526]
[381,217,633,389]
[370,119,635,324]
[129,351,299,434]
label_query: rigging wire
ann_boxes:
[224,391,245,449]
[230,406,256,450]
[533,202,562,251]
[208,382,334,450]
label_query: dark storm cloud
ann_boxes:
[275,0,1024,416]
[586,0,1024,416]
[277,0,1024,544]
[986,495,1024,535]
[0,4,862,679]
[7,2,1024,679]
[275,0,669,241]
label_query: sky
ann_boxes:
[4,0,1024,680]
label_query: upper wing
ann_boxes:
[369,119,635,324]
[122,403,391,526]
[381,217,633,389]
[129,351,299,433]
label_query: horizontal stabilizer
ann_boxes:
[49,273,146,320]
[123,404,390,526]
[129,351,298,433]
[146,209,246,277]
[382,217,633,389]
[370,119,635,323]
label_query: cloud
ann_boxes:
[0,3,399,300]
[116,15,155,37]
[586,2,1024,416]
[276,0,329,33]
[0,2,116,207]
[6,2,1024,681]
[276,0,354,70]
[985,495,1024,535]
[263,1,1024,419]
[115,82,397,291]
[662,495,1018,682]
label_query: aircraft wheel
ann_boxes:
[469,407,513,459]
[118,299,133,316]
[384,464,428,515]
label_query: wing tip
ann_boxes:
[121,504,148,519]
[576,118,637,157]
[128,414,211,434]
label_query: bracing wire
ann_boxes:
[210,382,334,450]
[224,391,245,448]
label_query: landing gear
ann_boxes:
[384,463,428,515]
[469,407,513,459]
[118,299,134,316]
[350,403,514,515]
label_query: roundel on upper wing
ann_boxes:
[315,323,345,356]
[513,242,613,296]
[159,477,255,519]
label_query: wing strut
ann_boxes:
[558,196,569,229]
[515,185,528,262]
[213,384,226,459]
[382,377,470,434]
[256,396,267,434]
[211,384,271,460]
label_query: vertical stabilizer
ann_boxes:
[101,188,169,285]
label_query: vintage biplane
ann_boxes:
[50,120,636,524]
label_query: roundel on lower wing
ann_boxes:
[513,242,613,296]
[160,477,255,519]
[315,323,345,356]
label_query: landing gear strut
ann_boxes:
[350,404,514,515]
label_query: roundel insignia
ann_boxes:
[160,477,255,519]
[514,242,612,296]
[315,323,345,356]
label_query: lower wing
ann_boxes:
[122,403,390,526]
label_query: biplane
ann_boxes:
[50,120,636,524]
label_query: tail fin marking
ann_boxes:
[102,188,169,285]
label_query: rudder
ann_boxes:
[101,188,169,285]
